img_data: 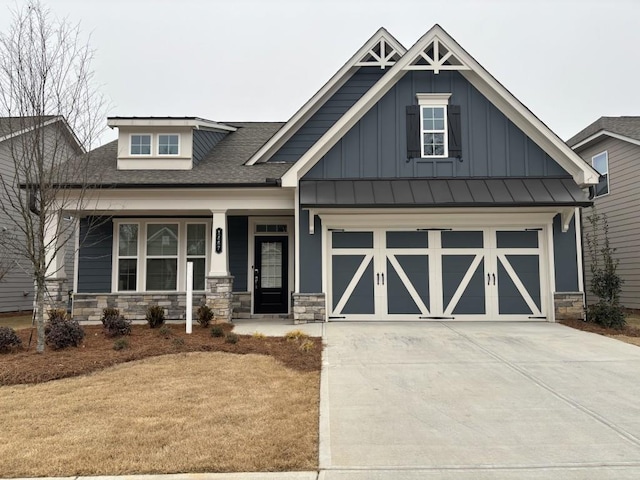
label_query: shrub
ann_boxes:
[45,314,85,350]
[210,325,225,338]
[285,329,309,342]
[0,326,22,353]
[101,308,131,338]
[113,338,129,351]
[587,303,626,330]
[299,339,315,352]
[225,332,239,344]
[158,325,172,339]
[47,308,68,322]
[172,337,185,348]
[196,305,214,328]
[146,305,166,328]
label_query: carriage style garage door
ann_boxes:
[329,228,547,321]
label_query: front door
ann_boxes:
[254,236,288,314]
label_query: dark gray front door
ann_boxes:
[254,236,288,314]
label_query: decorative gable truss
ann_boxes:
[355,38,402,69]
[405,38,470,73]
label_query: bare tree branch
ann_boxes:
[0,1,108,352]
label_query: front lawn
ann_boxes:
[0,324,321,476]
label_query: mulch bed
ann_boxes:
[0,323,322,386]
[560,318,640,337]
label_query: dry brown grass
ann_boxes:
[0,313,32,330]
[561,318,640,348]
[0,352,319,477]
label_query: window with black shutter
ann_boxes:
[406,94,462,160]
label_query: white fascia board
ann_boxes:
[0,116,85,154]
[245,28,407,166]
[107,118,237,132]
[571,130,640,150]
[282,24,600,188]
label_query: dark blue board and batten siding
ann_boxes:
[193,130,228,165]
[303,70,570,180]
[268,67,387,163]
[76,216,249,293]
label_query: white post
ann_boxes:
[186,261,193,334]
[44,210,66,279]
[208,210,229,276]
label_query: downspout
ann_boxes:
[28,188,40,215]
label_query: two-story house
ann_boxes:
[50,25,599,323]
[568,117,640,310]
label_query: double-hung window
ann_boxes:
[416,93,451,158]
[117,224,138,291]
[186,224,206,290]
[146,224,179,291]
[592,151,609,197]
[130,135,151,155]
[158,134,179,155]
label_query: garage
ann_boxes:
[326,223,549,322]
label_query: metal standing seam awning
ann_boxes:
[299,177,592,208]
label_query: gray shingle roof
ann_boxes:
[76,122,291,187]
[567,116,640,147]
[0,116,58,138]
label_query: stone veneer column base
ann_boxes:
[231,292,252,319]
[36,278,69,316]
[554,292,585,320]
[205,276,234,323]
[292,293,326,324]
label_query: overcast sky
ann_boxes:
[0,0,638,144]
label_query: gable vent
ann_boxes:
[355,39,402,70]
[404,38,470,73]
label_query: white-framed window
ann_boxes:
[158,134,180,155]
[130,134,152,155]
[186,223,207,290]
[146,223,179,291]
[416,93,451,158]
[113,219,210,292]
[117,223,139,291]
[592,151,609,197]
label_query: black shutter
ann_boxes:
[406,105,421,159]
[448,105,462,159]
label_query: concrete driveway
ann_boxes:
[319,322,640,479]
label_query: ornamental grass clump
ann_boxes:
[196,305,214,328]
[146,305,166,328]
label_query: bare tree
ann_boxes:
[0,1,106,352]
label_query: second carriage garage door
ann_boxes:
[328,228,547,321]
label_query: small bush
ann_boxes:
[0,326,22,353]
[101,308,131,338]
[196,305,214,328]
[587,302,626,330]
[45,315,85,350]
[158,325,172,339]
[252,331,266,339]
[285,329,309,342]
[299,339,315,352]
[172,337,185,348]
[210,325,225,338]
[113,338,129,351]
[225,332,239,344]
[146,305,166,328]
[47,308,68,322]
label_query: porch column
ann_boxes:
[205,209,233,322]
[41,211,69,314]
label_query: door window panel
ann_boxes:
[261,242,282,288]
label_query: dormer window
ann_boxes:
[130,134,151,155]
[158,134,179,155]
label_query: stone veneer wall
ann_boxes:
[231,292,251,319]
[73,292,205,322]
[292,293,325,324]
[40,278,70,315]
[554,292,585,320]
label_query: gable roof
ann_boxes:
[69,122,288,188]
[280,25,600,188]
[0,116,59,141]
[245,27,406,165]
[567,116,640,149]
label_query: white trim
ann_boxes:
[108,117,237,132]
[245,28,407,165]
[546,220,556,323]
[248,216,295,314]
[295,190,301,292]
[416,93,451,106]
[0,116,84,154]
[129,133,153,156]
[73,217,80,294]
[280,25,600,187]
[420,104,448,158]
[575,207,584,294]
[157,133,181,156]
[570,130,640,150]
[591,150,609,198]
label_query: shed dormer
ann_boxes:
[108,117,237,170]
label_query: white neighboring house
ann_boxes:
[0,116,83,313]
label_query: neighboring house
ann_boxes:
[52,25,599,323]
[568,117,640,310]
[0,116,81,313]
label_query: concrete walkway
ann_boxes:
[320,321,640,479]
